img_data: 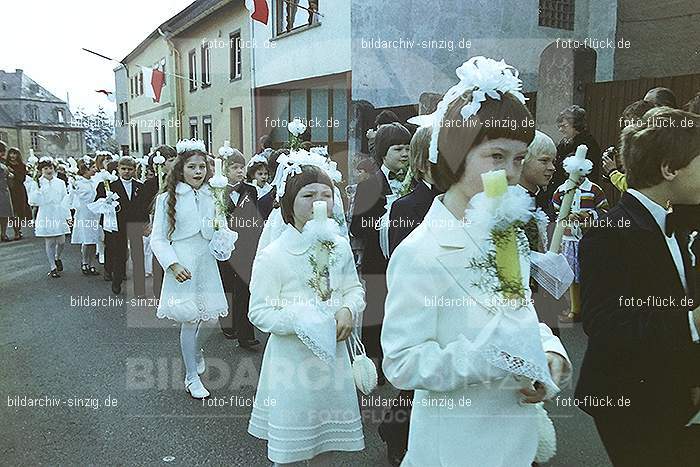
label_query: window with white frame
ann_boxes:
[201,43,211,87]
[188,50,197,91]
[189,117,198,139]
[203,116,212,153]
[276,0,320,35]
[230,31,242,80]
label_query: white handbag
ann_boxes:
[534,402,557,463]
[347,333,378,395]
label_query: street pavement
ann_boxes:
[1,232,611,466]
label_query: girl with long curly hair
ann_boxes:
[150,141,229,399]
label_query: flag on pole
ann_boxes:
[95,89,115,103]
[245,0,269,25]
[141,66,166,103]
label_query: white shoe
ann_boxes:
[196,349,206,375]
[185,377,210,399]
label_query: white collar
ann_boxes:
[279,223,313,255]
[175,181,211,195]
[380,164,391,181]
[627,189,669,233]
[121,178,132,184]
[517,183,540,196]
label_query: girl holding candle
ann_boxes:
[150,139,229,399]
[248,164,365,466]
[26,157,72,278]
[552,171,609,322]
[382,57,571,466]
[70,160,101,275]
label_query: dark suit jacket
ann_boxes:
[257,186,276,221]
[95,178,148,231]
[350,169,391,276]
[222,182,262,284]
[575,192,699,425]
[388,180,440,256]
[140,177,160,219]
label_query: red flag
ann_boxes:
[151,69,165,103]
[245,0,269,25]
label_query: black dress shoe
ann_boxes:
[104,272,112,281]
[55,259,63,272]
[238,338,260,349]
[112,283,121,295]
[221,330,238,340]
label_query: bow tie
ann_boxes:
[388,170,404,181]
[665,204,700,237]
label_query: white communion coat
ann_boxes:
[26,176,71,237]
[150,182,228,322]
[247,224,365,464]
[70,176,101,245]
[381,196,570,467]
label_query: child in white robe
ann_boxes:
[150,142,229,399]
[26,158,71,277]
[248,164,365,466]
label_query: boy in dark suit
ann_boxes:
[96,156,148,296]
[576,107,700,466]
[350,122,411,376]
[218,150,263,349]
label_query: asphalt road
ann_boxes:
[0,232,611,466]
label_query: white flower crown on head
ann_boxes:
[95,150,113,157]
[246,153,268,168]
[38,156,55,164]
[176,138,207,154]
[272,148,341,198]
[408,56,527,164]
[81,155,93,164]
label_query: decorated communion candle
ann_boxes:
[214,158,223,178]
[480,169,523,299]
[482,169,508,198]
[313,200,327,220]
[549,144,589,254]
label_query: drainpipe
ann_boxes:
[159,27,183,141]
[249,12,257,157]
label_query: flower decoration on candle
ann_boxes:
[549,145,592,254]
[303,200,339,302]
[26,151,39,178]
[87,170,120,232]
[465,169,533,301]
[152,150,166,189]
[309,146,328,158]
[287,117,307,151]
[218,140,235,159]
[206,142,239,260]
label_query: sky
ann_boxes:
[0,0,194,115]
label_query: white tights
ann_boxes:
[81,244,96,267]
[179,321,215,383]
[44,235,65,270]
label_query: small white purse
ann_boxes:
[347,333,378,395]
[534,402,557,463]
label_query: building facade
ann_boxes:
[0,69,86,157]
[252,0,351,162]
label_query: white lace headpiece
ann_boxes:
[246,153,268,169]
[272,148,342,198]
[38,156,55,164]
[408,56,527,164]
[176,138,207,154]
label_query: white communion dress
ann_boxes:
[70,176,101,245]
[26,176,71,237]
[247,223,365,464]
[150,182,228,322]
